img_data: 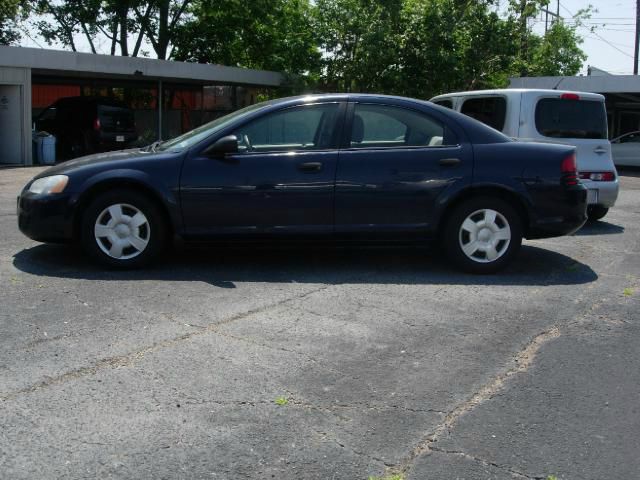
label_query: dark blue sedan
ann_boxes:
[17,94,588,273]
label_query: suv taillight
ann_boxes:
[561,153,579,186]
[93,118,101,131]
[578,171,616,181]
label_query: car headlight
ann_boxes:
[28,175,69,194]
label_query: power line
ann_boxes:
[559,2,637,60]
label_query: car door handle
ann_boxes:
[439,157,461,166]
[298,162,323,172]
[594,147,607,155]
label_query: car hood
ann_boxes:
[34,148,155,179]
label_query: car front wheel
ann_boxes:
[81,189,166,268]
[443,197,523,274]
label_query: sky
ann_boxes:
[18,0,640,77]
[528,0,640,75]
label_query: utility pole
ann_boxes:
[635,0,640,75]
[520,0,528,76]
[542,8,561,34]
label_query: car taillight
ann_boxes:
[93,118,101,131]
[560,93,580,100]
[561,153,579,186]
[578,171,616,181]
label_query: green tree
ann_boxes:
[527,19,587,76]
[173,0,320,75]
[0,0,28,44]
[314,0,403,92]
[31,0,191,58]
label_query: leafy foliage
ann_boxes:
[0,0,28,44]
[173,0,320,75]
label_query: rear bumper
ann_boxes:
[96,131,138,149]
[580,178,619,208]
[526,185,588,239]
[17,191,75,243]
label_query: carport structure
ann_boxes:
[0,46,282,166]
[509,72,640,140]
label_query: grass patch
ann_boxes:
[274,396,289,406]
[368,475,404,480]
[623,288,634,297]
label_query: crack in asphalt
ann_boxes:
[313,429,395,469]
[429,446,542,479]
[381,246,635,479]
[379,326,562,478]
[0,283,336,402]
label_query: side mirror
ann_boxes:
[203,135,238,157]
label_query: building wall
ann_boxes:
[0,66,32,165]
[32,84,81,109]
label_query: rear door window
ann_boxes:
[460,97,507,132]
[535,98,607,139]
[349,104,457,149]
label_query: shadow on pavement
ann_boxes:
[13,242,598,288]
[575,221,625,236]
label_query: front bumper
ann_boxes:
[17,191,76,243]
[580,178,619,208]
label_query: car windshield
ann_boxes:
[155,102,269,152]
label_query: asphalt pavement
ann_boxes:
[1,166,638,480]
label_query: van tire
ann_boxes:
[587,205,608,221]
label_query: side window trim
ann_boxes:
[342,101,460,151]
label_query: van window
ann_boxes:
[433,99,453,109]
[460,97,507,131]
[535,98,607,139]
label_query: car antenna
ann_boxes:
[552,76,565,90]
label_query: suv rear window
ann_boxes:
[460,97,507,132]
[535,98,607,139]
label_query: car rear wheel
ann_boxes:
[443,197,523,274]
[587,205,608,221]
[81,189,166,268]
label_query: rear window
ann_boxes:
[460,97,507,132]
[535,98,607,139]
[98,105,135,129]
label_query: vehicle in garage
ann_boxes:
[430,89,618,221]
[611,131,640,167]
[35,96,138,160]
[18,94,588,273]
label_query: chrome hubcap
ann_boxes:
[94,203,150,260]
[459,208,511,263]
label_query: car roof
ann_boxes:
[431,88,605,102]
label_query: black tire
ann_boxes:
[587,205,608,221]
[442,196,523,274]
[80,189,167,268]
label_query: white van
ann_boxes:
[430,89,618,220]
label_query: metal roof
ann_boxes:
[0,45,283,87]
[509,74,640,94]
